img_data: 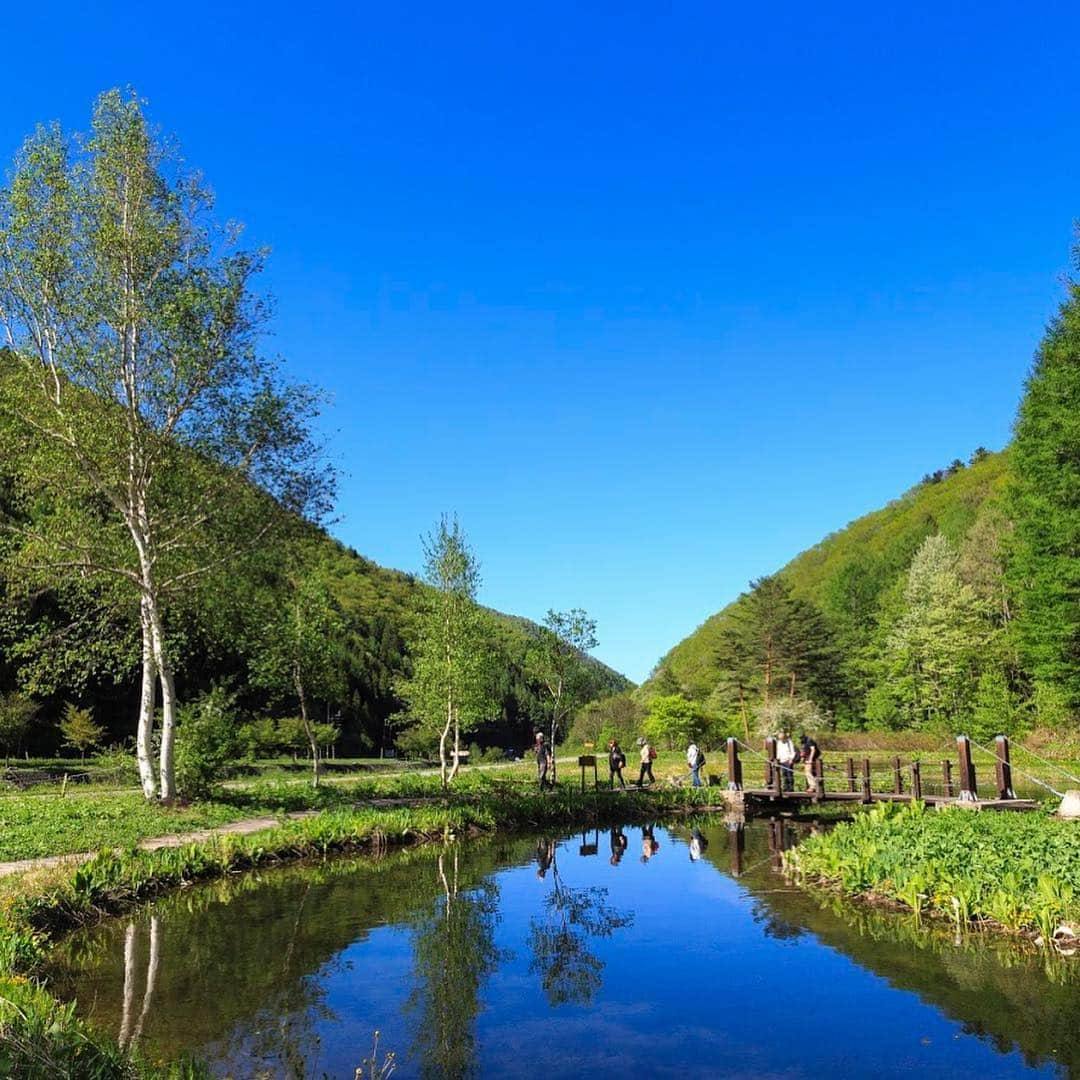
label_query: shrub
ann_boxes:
[174,686,244,798]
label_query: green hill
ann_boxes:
[645,449,1010,705]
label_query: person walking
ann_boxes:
[609,827,628,866]
[776,730,797,793]
[800,733,821,793]
[532,732,551,789]
[608,738,627,789]
[637,738,656,787]
[686,741,705,787]
[640,824,660,863]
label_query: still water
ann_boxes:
[50,819,1079,1079]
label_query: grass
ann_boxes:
[789,800,1080,939]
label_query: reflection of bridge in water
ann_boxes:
[724,734,1041,812]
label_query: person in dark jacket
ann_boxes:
[608,738,627,789]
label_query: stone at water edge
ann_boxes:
[1057,790,1080,819]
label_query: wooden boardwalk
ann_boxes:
[726,735,1043,813]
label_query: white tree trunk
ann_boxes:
[119,921,138,1047]
[136,598,157,799]
[145,593,177,799]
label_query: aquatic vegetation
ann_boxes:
[790,801,1080,941]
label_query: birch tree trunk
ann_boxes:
[136,600,157,799]
[294,664,321,789]
[145,593,177,799]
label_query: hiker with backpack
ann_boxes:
[686,741,705,787]
[608,738,627,789]
[637,737,657,786]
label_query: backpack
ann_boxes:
[648,746,657,761]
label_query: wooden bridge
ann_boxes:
[724,735,1041,811]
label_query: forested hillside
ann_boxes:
[0,470,630,758]
[642,448,1029,734]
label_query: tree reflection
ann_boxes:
[529,840,633,1007]
[408,848,506,1080]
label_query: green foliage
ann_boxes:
[58,701,106,759]
[864,534,989,730]
[530,609,602,749]
[647,451,1008,717]
[0,689,36,759]
[643,694,707,749]
[174,686,244,799]
[395,517,495,787]
[1009,243,1080,711]
[792,801,1080,940]
[570,690,645,748]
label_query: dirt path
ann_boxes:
[0,810,320,879]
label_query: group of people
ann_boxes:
[774,729,820,792]
[530,728,820,792]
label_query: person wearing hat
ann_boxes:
[532,731,551,789]
[776,730,797,793]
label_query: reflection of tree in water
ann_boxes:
[408,848,507,1080]
[529,840,633,1007]
[245,879,342,1078]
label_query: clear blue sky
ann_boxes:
[4,3,1079,682]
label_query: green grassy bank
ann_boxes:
[788,800,1080,940]
[0,777,714,1078]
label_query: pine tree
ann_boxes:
[1008,249,1080,711]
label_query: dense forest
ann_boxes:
[639,280,1080,742]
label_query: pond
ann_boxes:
[49,818,1080,1078]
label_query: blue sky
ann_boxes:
[4,2,1079,682]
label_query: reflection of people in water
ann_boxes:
[640,824,660,863]
[689,827,709,862]
[536,838,555,879]
[609,827,628,866]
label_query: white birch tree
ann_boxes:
[396,516,492,789]
[0,90,331,798]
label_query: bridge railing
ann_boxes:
[722,734,1019,804]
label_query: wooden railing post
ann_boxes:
[846,756,857,793]
[726,737,743,791]
[861,758,872,803]
[812,757,824,802]
[956,736,977,801]
[729,822,746,876]
[911,760,922,801]
[995,735,1015,800]
[942,759,954,798]
[892,756,903,795]
[764,737,777,793]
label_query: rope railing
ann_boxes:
[967,737,1065,800]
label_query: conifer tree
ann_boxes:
[1008,248,1080,711]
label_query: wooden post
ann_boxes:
[861,758,872,803]
[892,756,903,795]
[846,756,857,793]
[812,757,824,802]
[726,737,743,791]
[956,736,977,801]
[578,755,597,794]
[994,735,1015,800]
[911,760,922,801]
[764,737,777,790]
[942,759,954,798]
[730,822,746,876]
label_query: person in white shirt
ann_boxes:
[686,742,704,788]
[776,730,797,792]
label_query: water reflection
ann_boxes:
[408,850,504,1080]
[49,820,1080,1078]
[528,836,633,1007]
